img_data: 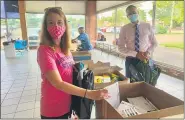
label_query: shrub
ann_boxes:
[156,24,168,34]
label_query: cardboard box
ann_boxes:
[81,60,110,69]
[88,61,111,70]
[88,61,122,72]
[93,69,128,90]
[80,60,94,66]
[96,82,184,119]
[79,60,128,89]
[88,62,127,90]
[72,51,91,61]
[96,61,110,66]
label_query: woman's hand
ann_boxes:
[86,89,110,100]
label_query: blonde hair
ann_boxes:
[40,7,71,55]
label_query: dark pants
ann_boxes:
[41,112,69,119]
[125,56,140,78]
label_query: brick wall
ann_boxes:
[85,0,97,47]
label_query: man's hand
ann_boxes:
[143,51,150,60]
[136,52,148,61]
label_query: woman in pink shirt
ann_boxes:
[37,7,109,119]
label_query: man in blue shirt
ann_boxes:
[72,27,93,51]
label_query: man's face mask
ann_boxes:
[128,14,138,23]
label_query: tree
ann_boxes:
[115,7,129,26]
[138,9,147,22]
[173,1,184,27]
[1,19,6,25]
[169,1,175,33]
[151,1,184,29]
[66,16,85,29]
[97,4,148,28]
[7,19,20,32]
[66,15,85,38]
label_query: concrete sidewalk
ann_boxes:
[153,46,184,69]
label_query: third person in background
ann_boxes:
[72,27,93,51]
[117,5,158,79]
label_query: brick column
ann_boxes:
[18,0,28,41]
[85,0,97,46]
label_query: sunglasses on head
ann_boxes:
[44,7,62,12]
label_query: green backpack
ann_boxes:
[129,60,161,86]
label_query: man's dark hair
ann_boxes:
[126,5,137,12]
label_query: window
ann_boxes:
[97,10,116,44]
[66,15,85,39]
[153,1,184,68]
[26,13,43,38]
[1,19,7,38]
[7,19,22,40]
[26,13,44,47]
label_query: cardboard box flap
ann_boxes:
[142,82,184,109]
[110,66,122,71]
[81,60,94,65]
[119,82,144,101]
[87,61,122,71]
[88,62,111,69]
[81,60,94,68]
[92,66,122,74]
[96,61,110,66]
[127,105,184,119]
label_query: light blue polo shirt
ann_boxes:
[77,33,93,51]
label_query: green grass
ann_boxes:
[157,33,184,35]
[160,42,184,49]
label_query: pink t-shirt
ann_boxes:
[37,45,74,117]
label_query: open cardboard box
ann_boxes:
[80,60,94,66]
[80,60,128,89]
[88,61,111,70]
[95,61,110,66]
[80,60,109,69]
[72,51,91,61]
[96,82,184,119]
[92,67,128,90]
